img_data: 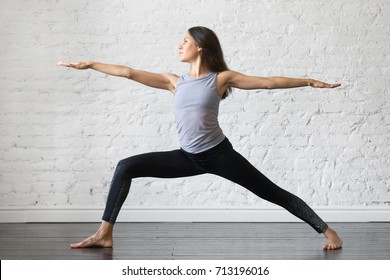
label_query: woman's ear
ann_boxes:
[197,47,203,53]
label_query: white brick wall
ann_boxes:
[1,0,389,221]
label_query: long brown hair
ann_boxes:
[188,26,232,99]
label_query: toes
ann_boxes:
[70,243,81,248]
[70,241,86,248]
[323,242,342,250]
[70,237,94,248]
[70,235,112,248]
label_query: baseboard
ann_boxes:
[0,207,389,223]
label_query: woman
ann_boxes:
[59,26,342,250]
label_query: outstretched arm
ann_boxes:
[219,70,341,91]
[57,61,178,93]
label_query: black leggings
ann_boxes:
[102,138,328,234]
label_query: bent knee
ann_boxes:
[114,156,145,177]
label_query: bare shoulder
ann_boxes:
[216,71,234,96]
[216,70,242,92]
[217,70,243,84]
[217,70,235,81]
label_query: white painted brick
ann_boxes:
[0,193,40,207]
[292,136,309,147]
[0,0,389,212]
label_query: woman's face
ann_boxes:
[178,32,201,63]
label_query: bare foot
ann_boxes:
[323,227,343,250]
[70,221,114,249]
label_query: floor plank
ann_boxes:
[0,222,389,260]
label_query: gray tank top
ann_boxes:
[174,72,225,153]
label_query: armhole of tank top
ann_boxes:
[174,75,185,95]
[213,73,223,100]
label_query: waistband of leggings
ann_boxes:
[180,137,232,158]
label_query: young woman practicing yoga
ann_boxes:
[59,26,342,250]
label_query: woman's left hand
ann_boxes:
[309,79,341,88]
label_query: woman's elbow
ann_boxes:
[125,67,133,79]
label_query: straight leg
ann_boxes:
[199,142,342,249]
[202,146,328,233]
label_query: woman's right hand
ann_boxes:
[57,61,90,70]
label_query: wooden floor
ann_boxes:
[0,222,389,260]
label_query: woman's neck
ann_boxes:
[188,60,210,78]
